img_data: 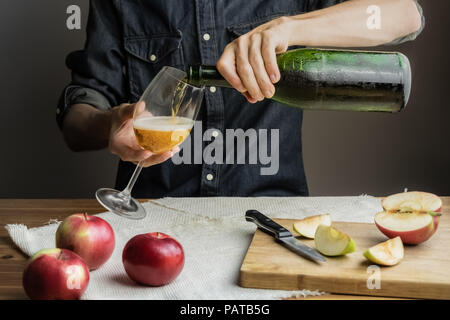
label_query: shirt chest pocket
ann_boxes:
[124,33,185,100]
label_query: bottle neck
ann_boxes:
[187,65,232,88]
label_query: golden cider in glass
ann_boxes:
[133,116,193,154]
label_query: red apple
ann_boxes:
[56,213,115,270]
[23,248,89,300]
[122,232,185,286]
[375,191,442,244]
[375,211,436,244]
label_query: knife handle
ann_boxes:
[245,210,292,239]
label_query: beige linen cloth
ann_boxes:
[5,196,382,299]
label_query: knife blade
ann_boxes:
[245,210,326,263]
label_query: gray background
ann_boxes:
[0,1,448,198]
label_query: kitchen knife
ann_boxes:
[245,210,326,263]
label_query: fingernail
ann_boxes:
[264,90,273,98]
[270,74,277,83]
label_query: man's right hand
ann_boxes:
[108,102,178,167]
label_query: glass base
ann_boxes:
[95,188,147,220]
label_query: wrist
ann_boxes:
[101,107,114,137]
[272,16,298,47]
[61,104,112,151]
[86,106,113,148]
[108,105,121,132]
[281,15,312,47]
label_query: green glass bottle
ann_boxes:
[187,48,411,113]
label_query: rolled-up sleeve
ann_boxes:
[56,0,126,129]
[312,0,425,46]
[387,0,425,45]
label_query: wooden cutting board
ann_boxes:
[239,212,450,299]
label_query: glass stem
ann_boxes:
[119,161,143,199]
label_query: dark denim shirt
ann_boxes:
[57,0,424,198]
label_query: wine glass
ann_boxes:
[95,66,205,219]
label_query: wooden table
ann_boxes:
[3,198,447,300]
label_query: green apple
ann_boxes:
[293,214,331,239]
[363,236,404,266]
[314,225,356,256]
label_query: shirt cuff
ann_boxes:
[56,86,112,129]
[386,0,425,45]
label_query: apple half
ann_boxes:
[363,236,404,266]
[293,214,331,239]
[375,211,437,245]
[314,225,356,256]
[375,191,442,245]
[382,191,442,213]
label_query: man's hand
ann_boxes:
[217,17,291,103]
[61,102,178,166]
[216,0,422,103]
[109,102,178,167]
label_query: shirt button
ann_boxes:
[211,130,219,138]
[209,86,216,93]
[56,108,61,115]
[206,174,214,181]
[150,54,157,62]
[203,33,211,41]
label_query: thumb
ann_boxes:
[117,102,142,121]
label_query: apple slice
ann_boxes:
[293,214,331,239]
[314,225,356,256]
[375,211,436,245]
[382,191,442,213]
[363,236,404,266]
